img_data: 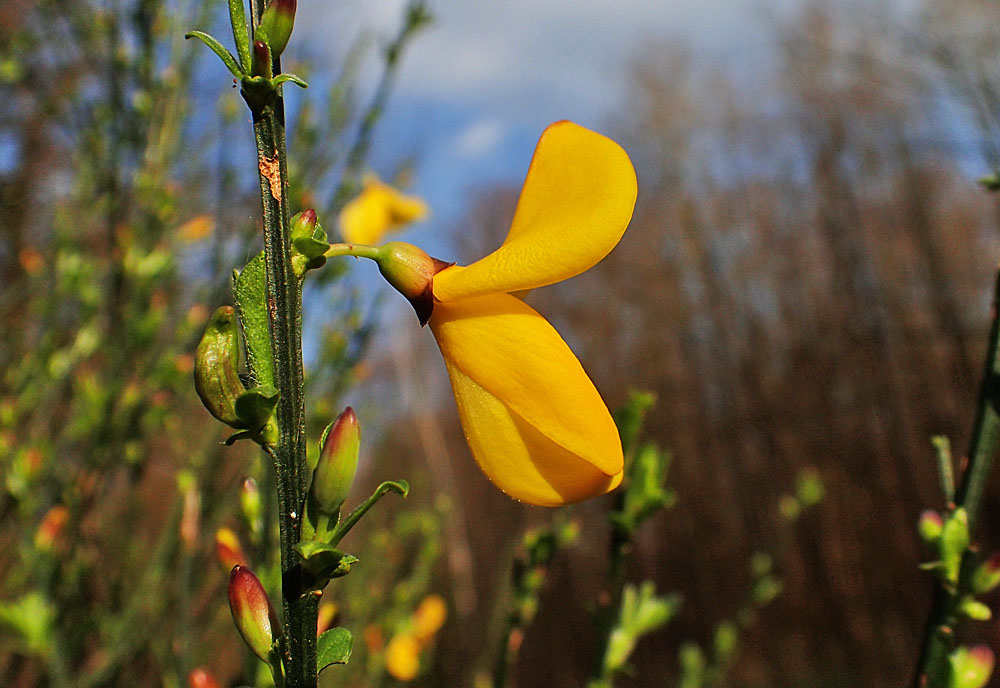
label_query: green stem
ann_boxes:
[912,265,1000,687]
[248,89,317,688]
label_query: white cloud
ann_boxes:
[450,118,505,158]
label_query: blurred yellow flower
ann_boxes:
[338,174,429,245]
[427,121,636,506]
[412,594,447,641]
[385,632,421,681]
[177,214,215,242]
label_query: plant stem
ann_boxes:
[912,264,1000,687]
[248,86,317,687]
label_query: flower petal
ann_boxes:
[442,358,623,506]
[429,292,623,499]
[433,121,637,302]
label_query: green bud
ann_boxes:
[960,597,992,621]
[941,508,971,584]
[918,510,944,544]
[194,306,247,428]
[373,242,452,326]
[241,478,262,537]
[291,209,317,240]
[972,554,1000,594]
[256,0,296,59]
[310,408,361,516]
[228,565,281,663]
[950,645,994,688]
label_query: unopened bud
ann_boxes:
[187,668,221,688]
[241,478,262,537]
[194,306,246,428]
[310,407,361,516]
[256,0,296,59]
[918,510,944,544]
[216,527,248,571]
[291,209,317,240]
[374,242,452,325]
[950,645,994,688]
[228,565,282,663]
[972,554,1000,594]
[251,39,272,79]
[941,508,971,584]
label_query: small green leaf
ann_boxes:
[234,385,279,431]
[317,627,353,673]
[293,237,331,261]
[273,72,309,89]
[185,31,244,79]
[228,0,252,72]
[332,480,409,543]
[294,540,359,579]
[233,252,275,387]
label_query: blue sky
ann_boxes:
[295,0,797,249]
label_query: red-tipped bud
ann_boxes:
[950,645,995,688]
[256,0,296,59]
[228,565,282,663]
[291,209,318,240]
[251,39,272,79]
[972,553,1000,594]
[918,510,944,544]
[374,242,452,325]
[187,668,222,688]
[34,505,69,552]
[310,407,361,516]
[216,527,248,571]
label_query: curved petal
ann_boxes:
[433,121,637,302]
[442,359,622,505]
[429,292,623,484]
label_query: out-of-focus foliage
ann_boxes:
[0,0,423,684]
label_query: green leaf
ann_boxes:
[228,0,252,72]
[234,385,279,431]
[317,627,353,673]
[233,252,275,387]
[273,72,310,89]
[293,237,331,261]
[332,480,409,543]
[294,540,359,579]
[185,31,243,79]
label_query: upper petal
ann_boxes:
[442,358,622,505]
[428,292,623,479]
[433,121,637,302]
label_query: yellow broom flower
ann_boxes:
[338,174,429,245]
[329,121,637,506]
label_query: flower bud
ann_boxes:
[374,242,452,325]
[950,645,995,688]
[291,209,317,240]
[241,478,263,537]
[918,510,944,544]
[216,527,248,571]
[256,0,296,59]
[194,306,246,428]
[941,508,971,584]
[228,565,282,663]
[251,39,272,79]
[187,668,221,688]
[960,597,992,621]
[310,407,361,516]
[972,553,1000,594]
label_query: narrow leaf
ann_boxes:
[332,480,408,543]
[317,627,353,672]
[932,435,955,505]
[233,252,275,387]
[185,31,243,79]
[228,0,252,72]
[273,73,310,89]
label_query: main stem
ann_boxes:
[250,92,317,686]
[912,265,1000,687]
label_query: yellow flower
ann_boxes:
[328,121,637,506]
[412,594,447,642]
[338,174,429,245]
[385,631,421,682]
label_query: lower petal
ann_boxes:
[442,359,623,506]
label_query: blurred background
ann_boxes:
[3,0,1000,686]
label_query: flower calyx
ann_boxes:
[373,241,452,325]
